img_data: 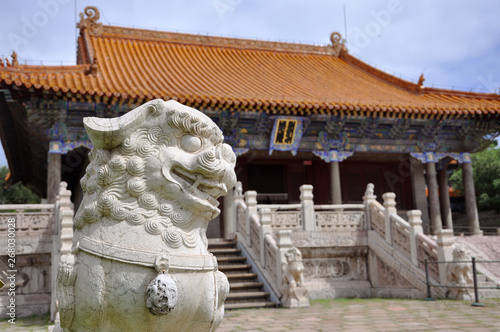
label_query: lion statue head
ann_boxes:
[73,99,237,249]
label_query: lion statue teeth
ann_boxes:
[54,100,236,332]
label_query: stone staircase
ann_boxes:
[208,239,276,310]
[455,236,500,299]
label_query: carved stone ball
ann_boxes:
[146,272,178,315]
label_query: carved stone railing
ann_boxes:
[391,214,411,260]
[314,204,365,231]
[233,181,477,301]
[369,201,385,237]
[416,232,439,280]
[0,182,74,319]
[0,204,55,234]
[234,183,369,306]
[235,194,305,306]
[364,183,455,289]
[235,184,366,235]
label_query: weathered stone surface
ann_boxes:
[54,100,236,331]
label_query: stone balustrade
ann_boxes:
[364,183,455,287]
[234,182,467,302]
[0,182,74,319]
[0,204,55,235]
[234,183,370,305]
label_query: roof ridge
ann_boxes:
[340,52,422,94]
[423,86,500,100]
[78,6,333,55]
[100,25,333,54]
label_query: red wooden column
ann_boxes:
[47,152,61,203]
[438,164,453,231]
[330,161,342,205]
[460,154,482,235]
[426,161,443,234]
[313,150,353,205]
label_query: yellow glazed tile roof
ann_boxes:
[1,6,500,117]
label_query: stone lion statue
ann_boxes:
[282,247,305,287]
[447,244,473,285]
[54,100,236,331]
[280,247,309,308]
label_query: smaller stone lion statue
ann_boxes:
[447,244,473,285]
[282,247,305,287]
[446,244,473,300]
[280,247,309,308]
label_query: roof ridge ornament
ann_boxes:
[418,73,425,89]
[11,51,19,68]
[78,6,103,36]
[86,55,99,75]
[330,32,347,57]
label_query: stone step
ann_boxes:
[229,281,264,290]
[476,274,500,285]
[226,291,270,301]
[215,256,247,264]
[226,272,258,280]
[209,248,242,257]
[209,238,275,309]
[225,301,276,310]
[478,283,500,290]
[208,239,237,249]
[218,264,252,273]
[479,288,500,299]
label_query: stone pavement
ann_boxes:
[218,298,500,332]
[1,298,499,331]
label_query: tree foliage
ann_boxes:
[450,144,500,212]
[0,166,40,204]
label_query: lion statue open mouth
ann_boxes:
[55,100,236,332]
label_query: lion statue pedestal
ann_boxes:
[54,100,236,332]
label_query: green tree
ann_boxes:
[0,166,40,204]
[450,144,500,212]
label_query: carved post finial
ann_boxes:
[300,185,315,231]
[382,192,396,244]
[259,208,273,265]
[363,183,376,202]
[407,210,423,266]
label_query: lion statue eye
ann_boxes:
[180,134,202,153]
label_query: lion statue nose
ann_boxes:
[215,143,237,190]
[217,143,236,167]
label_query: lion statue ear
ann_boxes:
[84,99,162,149]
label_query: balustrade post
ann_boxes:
[435,229,454,285]
[259,208,273,266]
[245,191,258,246]
[276,230,293,290]
[52,182,74,322]
[300,185,315,231]
[363,183,376,230]
[408,210,423,266]
[234,181,244,203]
[223,184,236,240]
[382,193,396,245]
[59,182,74,255]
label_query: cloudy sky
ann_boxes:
[0,0,499,166]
